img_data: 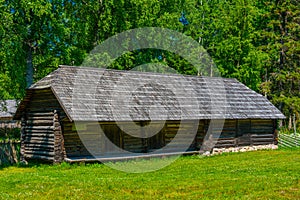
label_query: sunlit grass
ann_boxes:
[0,149,299,199]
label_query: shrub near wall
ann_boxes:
[0,127,20,165]
[0,140,20,165]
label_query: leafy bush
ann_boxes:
[0,127,20,141]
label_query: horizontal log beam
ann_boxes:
[25,150,55,156]
[24,139,54,144]
[26,112,54,116]
[25,154,54,160]
[25,126,54,130]
[25,143,54,149]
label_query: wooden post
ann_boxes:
[293,114,297,135]
[20,113,27,164]
[162,124,166,148]
[273,119,277,145]
[119,127,124,150]
[53,110,66,163]
[235,120,238,146]
[141,122,148,153]
[201,120,214,152]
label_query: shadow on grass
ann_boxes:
[2,148,298,170]
[0,159,51,170]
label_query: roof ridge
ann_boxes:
[58,65,239,81]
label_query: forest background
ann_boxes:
[0,0,299,131]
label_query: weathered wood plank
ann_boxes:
[26,112,54,116]
[25,133,54,138]
[25,143,54,149]
[251,134,274,138]
[251,138,274,142]
[25,126,54,130]
[214,143,237,148]
[24,139,54,144]
[25,154,54,160]
[25,150,55,156]
[27,116,54,120]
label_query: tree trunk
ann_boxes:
[288,115,292,130]
[26,45,33,88]
[293,114,297,135]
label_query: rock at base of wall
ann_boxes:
[201,144,278,156]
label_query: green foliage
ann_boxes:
[0,128,20,141]
[0,0,299,128]
[258,0,300,127]
[0,150,299,199]
[280,126,300,135]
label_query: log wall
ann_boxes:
[61,119,272,158]
[215,119,276,148]
[62,120,199,158]
[21,89,66,162]
[62,119,276,158]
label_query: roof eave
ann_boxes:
[13,87,73,122]
[50,87,73,122]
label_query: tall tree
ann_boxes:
[198,0,268,90]
[260,0,300,129]
[0,0,90,99]
[0,0,25,99]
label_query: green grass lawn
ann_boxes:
[0,149,299,200]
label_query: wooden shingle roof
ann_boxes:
[15,66,285,121]
[0,100,18,120]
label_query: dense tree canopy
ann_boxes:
[0,0,299,130]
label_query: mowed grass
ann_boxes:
[0,149,299,199]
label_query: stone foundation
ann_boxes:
[202,144,278,156]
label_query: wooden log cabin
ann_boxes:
[0,100,20,133]
[14,66,285,163]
